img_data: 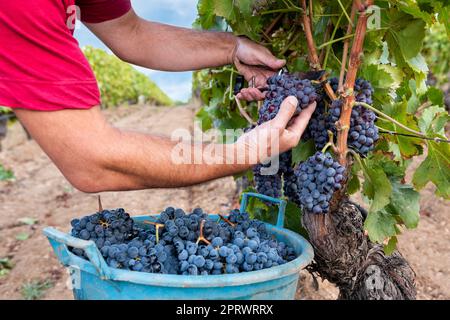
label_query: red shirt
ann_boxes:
[0,0,131,111]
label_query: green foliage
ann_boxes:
[0,106,12,115]
[21,280,53,300]
[423,23,450,85]
[0,258,13,278]
[0,164,14,181]
[195,0,450,248]
[18,217,38,226]
[16,232,29,241]
[83,46,173,107]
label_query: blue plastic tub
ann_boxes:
[44,192,314,300]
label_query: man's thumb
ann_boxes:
[268,58,286,70]
[273,96,298,128]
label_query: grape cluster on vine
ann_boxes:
[250,74,382,215]
[290,152,345,214]
[258,73,320,124]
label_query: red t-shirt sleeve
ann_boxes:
[0,0,132,111]
[77,0,132,23]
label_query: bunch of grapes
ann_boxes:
[283,168,300,205]
[70,208,135,258]
[253,150,292,200]
[257,73,320,124]
[70,206,296,275]
[253,164,282,199]
[306,102,331,149]
[292,152,345,214]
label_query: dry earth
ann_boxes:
[0,104,448,300]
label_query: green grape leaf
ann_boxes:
[196,107,213,131]
[425,87,444,107]
[347,172,360,195]
[361,159,393,213]
[384,236,398,255]
[438,6,450,37]
[397,20,426,60]
[380,101,423,158]
[284,201,309,239]
[361,64,396,107]
[196,0,216,29]
[384,10,427,79]
[397,0,434,24]
[418,105,450,135]
[292,139,315,165]
[236,0,253,16]
[368,153,407,180]
[214,0,236,23]
[413,140,450,199]
[364,209,398,244]
[387,182,420,229]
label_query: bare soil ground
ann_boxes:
[0,104,448,300]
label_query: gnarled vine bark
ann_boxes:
[303,201,416,300]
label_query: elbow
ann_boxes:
[66,170,107,194]
[62,160,113,193]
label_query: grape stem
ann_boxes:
[264,13,284,35]
[338,1,357,93]
[196,219,212,245]
[218,214,236,227]
[323,11,344,70]
[337,0,354,27]
[299,0,337,100]
[354,101,427,138]
[97,195,103,212]
[321,130,338,153]
[280,32,301,55]
[346,149,366,175]
[319,22,334,65]
[300,0,320,70]
[261,8,302,15]
[234,96,257,125]
[143,221,165,244]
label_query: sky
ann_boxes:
[74,0,198,102]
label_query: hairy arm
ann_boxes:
[85,10,235,71]
[13,98,315,193]
[14,107,248,192]
[85,9,285,99]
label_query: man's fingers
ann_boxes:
[254,47,286,70]
[286,102,317,135]
[272,96,298,129]
[237,88,266,101]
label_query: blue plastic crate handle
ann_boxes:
[43,227,112,279]
[239,192,286,228]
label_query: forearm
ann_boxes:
[14,107,250,192]
[89,11,237,71]
[95,130,251,191]
[130,20,236,71]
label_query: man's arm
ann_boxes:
[14,98,315,193]
[85,9,285,100]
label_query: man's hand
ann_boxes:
[232,37,286,101]
[235,96,316,164]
